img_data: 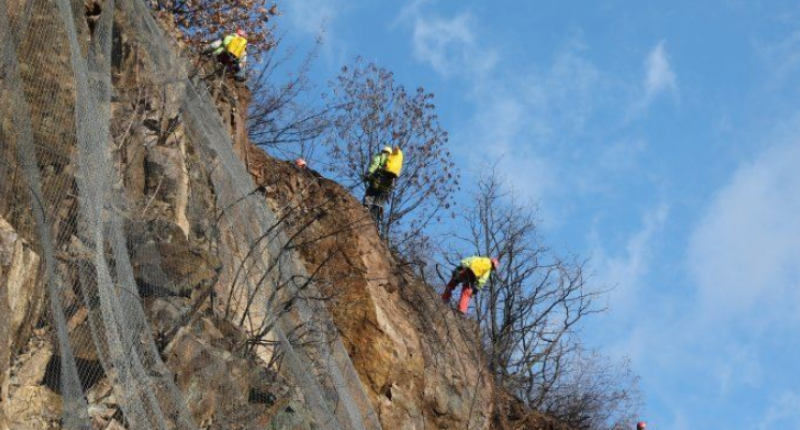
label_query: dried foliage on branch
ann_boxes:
[147,0,278,58]
[325,58,459,249]
[451,168,640,430]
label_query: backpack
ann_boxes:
[384,148,403,177]
[226,36,248,59]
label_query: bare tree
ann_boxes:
[247,35,334,161]
[450,168,639,429]
[454,169,597,388]
[325,58,459,250]
[538,348,642,430]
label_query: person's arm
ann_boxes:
[204,39,223,54]
[367,154,383,175]
[239,51,247,67]
[476,270,491,288]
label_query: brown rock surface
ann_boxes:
[0,1,576,428]
[0,216,42,399]
[248,152,495,430]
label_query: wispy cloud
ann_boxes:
[283,0,336,36]
[645,42,678,99]
[402,8,498,79]
[758,392,800,430]
[591,204,669,312]
[455,37,603,209]
[687,125,800,330]
[630,41,678,116]
[755,30,800,90]
[281,0,351,64]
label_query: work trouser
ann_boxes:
[362,173,394,226]
[362,186,389,225]
[216,52,246,80]
[442,267,477,314]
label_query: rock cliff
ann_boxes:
[0,0,570,428]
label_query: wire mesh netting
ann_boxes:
[0,0,382,428]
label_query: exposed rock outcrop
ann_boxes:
[0,0,567,429]
[247,151,495,430]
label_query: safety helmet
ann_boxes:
[381,146,392,153]
[236,29,247,38]
[490,258,500,270]
[295,158,307,168]
[636,422,647,430]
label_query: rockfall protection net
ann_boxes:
[0,0,382,428]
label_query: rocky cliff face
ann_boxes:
[247,140,494,430]
[0,1,500,429]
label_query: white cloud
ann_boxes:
[756,30,800,88]
[687,133,800,329]
[462,95,554,203]
[630,41,678,116]
[410,12,498,78]
[599,138,648,172]
[397,2,497,79]
[644,41,677,99]
[758,392,800,430]
[455,39,602,207]
[283,0,337,37]
[281,0,351,65]
[592,204,669,311]
[712,343,763,397]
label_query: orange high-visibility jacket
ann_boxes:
[460,256,493,289]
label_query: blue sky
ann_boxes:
[273,1,800,428]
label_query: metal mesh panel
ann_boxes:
[0,0,382,428]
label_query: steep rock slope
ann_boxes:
[246,149,494,430]
[1,1,335,428]
[0,0,566,428]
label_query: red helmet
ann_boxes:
[637,422,647,430]
[490,258,500,270]
[294,158,307,168]
[236,29,247,38]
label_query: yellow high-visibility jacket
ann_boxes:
[460,256,493,289]
[367,152,388,175]
[211,34,248,63]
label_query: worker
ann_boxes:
[295,158,307,169]
[636,422,647,430]
[442,256,499,314]
[362,145,403,229]
[207,29,248,81]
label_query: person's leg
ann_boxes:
[457,284,474,314]
[370,189,388,225]
[234,62,247,81]
[363,187,376,207]
[442,268,463,302]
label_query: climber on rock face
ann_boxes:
[362,145,403,231]
[206,28,248,81]
[442,256,499,314]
